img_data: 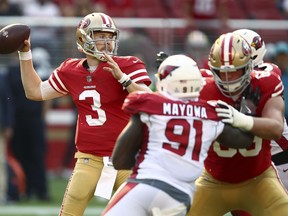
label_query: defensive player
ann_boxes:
[228,28,288,216]
[17,12,152,216]
[101,55,254,216]
[187,32,288,215]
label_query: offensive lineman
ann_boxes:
[188,32,288,216]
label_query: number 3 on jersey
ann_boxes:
[79,89,107,126]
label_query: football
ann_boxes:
[0,23,30,54]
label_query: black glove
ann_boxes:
[239,85,261,116]
[155,51,169,69]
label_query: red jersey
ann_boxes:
[256,62,282,78]
[200,70,284,183]
[255,63,288,151]
[200,68,213,78]
[48,56,151,156]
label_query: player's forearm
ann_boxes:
[126,82,152,93]
[250,117,283,140]
[19,59,43,101]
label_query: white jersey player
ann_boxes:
[101,55,254,216]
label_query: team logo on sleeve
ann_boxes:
[78,18,90,28]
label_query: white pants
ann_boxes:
[102,182,187,216]
[275,163,288,190]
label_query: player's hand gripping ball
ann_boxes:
[0,23,30,54]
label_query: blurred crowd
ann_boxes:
[1,0,287,70]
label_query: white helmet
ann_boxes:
[76,13,119,61]
[156,54,204,98]
[233,29,266,67]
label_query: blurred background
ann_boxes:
[0,0,287,214]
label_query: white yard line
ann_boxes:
[0,206,104,215]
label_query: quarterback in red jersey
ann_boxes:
[17,12,151,216]
[188,32,288,215]
[101,55,253,216]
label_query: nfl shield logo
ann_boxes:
[86,75,92,82]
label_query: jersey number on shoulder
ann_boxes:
[162,119,203,161]
[79,90,106,126]
[213,136,262,157]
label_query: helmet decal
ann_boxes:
[99,13,113,28]
[159,66,179,80]
[233,29,267,67]
[251,36,263,50]
[78,18,90,28]
[220,33,233,66]
[242,40,251,56]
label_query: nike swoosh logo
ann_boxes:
[244,105,251,114]
[133,60,139,63]
[283,168,288,172]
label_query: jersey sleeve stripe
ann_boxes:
[129,69,148,77]
[53,70,69,92]
[272,83,284,97]
[128,69,150,83]
[132,76,151,83]
[48,70,68,94]
[49,78,67,94]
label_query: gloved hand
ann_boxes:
[216,100,254,131]
[239,85,261,116]
[155,51,169,69]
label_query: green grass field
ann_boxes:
[0,177,234,216]
[0,177,109,216]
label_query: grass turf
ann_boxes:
[0,177,108,216]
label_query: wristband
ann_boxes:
[232,109,254,131]
[118,73,130,84]
[238,114,254,131]
[122,79,132,88]
[18,50,32,61]
[118,73,132,88]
